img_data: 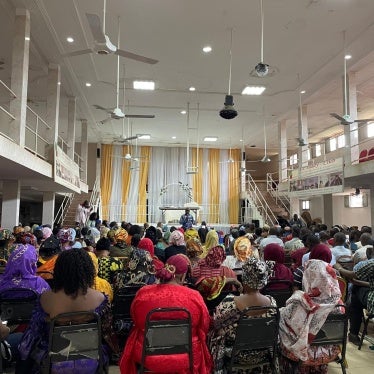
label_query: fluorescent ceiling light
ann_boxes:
[300,90,306,94]
[180,110,187,115]
[202,46,212,53]
[189,86,196,91]
[25,37,30,41]
[66,37,74,43]
[133,80,155,90]
[172,136,176,139]
[137,134,150,140]
[85,82,91,87]
[344,54,352,60]
[241,86,266,95]
[204,136,218,142]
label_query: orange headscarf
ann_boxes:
[233,237,253,262]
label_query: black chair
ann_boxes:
[358,310,374,350]
[139,307,193,373]
[112,285,143,322]
[0,288,38,324]
[41,311,104,374]
[308,304,348,374]
[261,280,293,307]
[226,306,279,374]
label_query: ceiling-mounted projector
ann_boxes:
[219,94,238,120]
[255,62,269,77]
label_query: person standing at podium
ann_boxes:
[179,208,195,230]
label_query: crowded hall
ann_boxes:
[1,0,374,373]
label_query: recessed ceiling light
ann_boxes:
[189,87,196,92]
[202,46,212,53]
[58,81,61,86]
[344,54,352,60]
[172,136,176,139]
[25,37,30,41]
[137,134,150,140]
[66,37,74,43]
[241,86,266,95]
[180,110,187,115]
[133,80,155,90]
[85,82,91,87]
[204,136,218,142]
[239,139,243,142]
[300,90,306,94]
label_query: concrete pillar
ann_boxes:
[9,9,30,146]
[297,104,309,173]
[323,194,334,229]
[45,63,61,147]
[81,119,88,184]
[42,191,55,227]
[278,120,287,182]
[343,72,359,164]
[1,180,21,229]
[67,97,76,159]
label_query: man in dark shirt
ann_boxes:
[179,208,195,230]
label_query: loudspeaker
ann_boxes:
[96,148,100,158]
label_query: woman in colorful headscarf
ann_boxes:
[120,254,213,374]
[191,246,237,280]
[263,243,294,290]
[164,229,187,261]
[138,238,164,269]
[109,227,131,257]
[202,229,219,258]
[223,236,258,270]
[186,238,203,267]
[0,243,50,294]
[208,257,276,373]
[87,252,113,302]
[57,227,76,250]
[279,259,342,374]
[37,236,61,280]
[0,228,15,260]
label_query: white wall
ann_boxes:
[308,196,324,222]
[332,194,371,227]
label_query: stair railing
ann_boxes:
[89,177,101,220]
[245,173,278,226]
[266,173,291,217]
[53,193,75,227]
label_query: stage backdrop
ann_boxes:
[100,145,240,224]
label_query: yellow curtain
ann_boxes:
[100,144,113,220]
[137,146,151,223]
[228,148,240,223]
[209,148,220,223]
[192,148,203,204]
[121,145,132,221]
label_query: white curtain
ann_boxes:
[108,145,123,222]
[126,151,141,223]
[201,148,210,222]
[219,149,230,224]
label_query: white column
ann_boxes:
[297,104,309,174]
[9,9,30,146]
[278,119,287,182]
[344,72,359,164]
[45,63,61,147]
[1,180,21,229]
[67,97,76,159]
[42,191,55,227]
[81,119,88,183]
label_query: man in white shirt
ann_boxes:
[353,233,373,264]
[259,226,284,252]
[331,232,352,261]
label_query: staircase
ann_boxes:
[256,183,289,219]
[62,192,91,227]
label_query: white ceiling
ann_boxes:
[1,0,374,154]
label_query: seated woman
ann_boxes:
[279,259,342,374]
[120,254,213,374]
[222,236,258,271]
[37,236,61,280]
[164,230,187,261]
[0,228,15,260]
[208,257,276,374]
[263,243,293,289]
[191,245,237,281]
[17,248,118,373]
[138,237,164,269]
[57,228,76,251]
[202,229,219,258]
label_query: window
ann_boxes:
[337,134,345,148]
[329,137,337,152]
[368,122,374,137]
[307,149,311,160]
[315,144,321,157]
[289,153,298,165]
[302,200,310,210]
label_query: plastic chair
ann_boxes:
[358,310,374,350]
[359,149,368,162]
[261,280,293,307]
[41,311,104,374]
[139,307,193,373]
[336,276,348,303]
[227,305,279,374]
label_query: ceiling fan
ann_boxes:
[96,18,155,124]
[330,54,374,125]
[247,114,271,163]
[64,0,158,64]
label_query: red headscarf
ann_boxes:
[138,238,155,257]
[310,243,332,263]
[201,246,225,268]
[290,247,306,271]
[264,243,293,287]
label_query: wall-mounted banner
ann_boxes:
[54,145,81,193]
[289,158,344,196]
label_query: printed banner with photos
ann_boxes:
[289,158,344,196]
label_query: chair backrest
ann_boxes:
[112,285,143,321]
[0,288,38,324]
[204,290,240,315]
[42,311,102,374]
[336,276,348,303]
[229,306,279,372]
[261,280,293,307]
[140,307,193,373]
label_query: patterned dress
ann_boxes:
[208,294,276,374]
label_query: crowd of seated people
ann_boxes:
[0,218,372,373]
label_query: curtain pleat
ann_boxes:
[228,148,240,223]
[209,148,220,223]
[100,144,113,220]
[137,146,150,222]
[121,145,132,221]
